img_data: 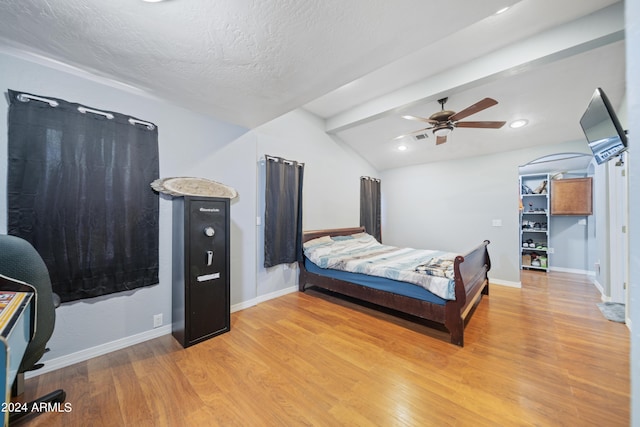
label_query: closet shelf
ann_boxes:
[520,173,550,272]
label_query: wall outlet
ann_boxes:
[547,247,554,254]
[153,313,163,328]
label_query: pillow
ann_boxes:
[352,232,377,244]
[351,232,369,238]
[302,235,333,250]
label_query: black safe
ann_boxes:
[172,196,230,347]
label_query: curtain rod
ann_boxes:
[16,93,59,107]
[265,155,304,167]
[77,106,114,119]
[16,92,155,130]
[128,118,156,130]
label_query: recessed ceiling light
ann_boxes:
[142,0,167,3]
[495,6,510,15]
[397,145,407,151]
[510,119,528,129]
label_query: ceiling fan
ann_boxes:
[394,97,506,145]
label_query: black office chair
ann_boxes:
[0,234,66,424]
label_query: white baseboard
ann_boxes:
[548,266,593,275]
[27,286,300,379]
[230,299,256,312]
[229,285,297,311]
[255,285,298,304]
[592,278,607,300]
[25,324,172,379]
[489,278,521,288]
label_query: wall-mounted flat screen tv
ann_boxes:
[579,87,627,165]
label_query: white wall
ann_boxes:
[0,52,377,371]
[550,215,590,273]
[625,0,639,424]
[0,52,255,364]
[381,139,591,286]
[253,109,378,298]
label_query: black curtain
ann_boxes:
[360,176,381,242]
[7,90,159,302]
[264,155,304,267]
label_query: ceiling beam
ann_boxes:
[325,2,625,134]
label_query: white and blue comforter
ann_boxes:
[303,233,458,300]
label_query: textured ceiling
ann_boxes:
[0,0,515,127]
[0,0,626,170]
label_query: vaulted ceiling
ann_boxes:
[0,0,625,170]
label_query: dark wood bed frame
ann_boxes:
[298,227,491,346]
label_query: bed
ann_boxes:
[298,227,491,346]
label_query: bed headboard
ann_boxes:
[302,227,366,243]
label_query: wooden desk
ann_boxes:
[0,276,34,427]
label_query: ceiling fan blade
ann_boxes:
[402,115,437,124]
[449,98,498,122]
[436,135,448,145]
[455,121,506,129]
[392,126,433,140]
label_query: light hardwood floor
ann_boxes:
[15,270,629,426]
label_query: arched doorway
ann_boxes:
[518,152,594,277]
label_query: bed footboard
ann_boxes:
[446,240,491,346]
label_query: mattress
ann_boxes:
[303,232,457,300]
[304,258,447,305]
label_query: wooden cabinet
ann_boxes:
[550,178,593,215]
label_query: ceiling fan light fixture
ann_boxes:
[433,126,453,137]
[394,97,505,144]
[510,119,529,129]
